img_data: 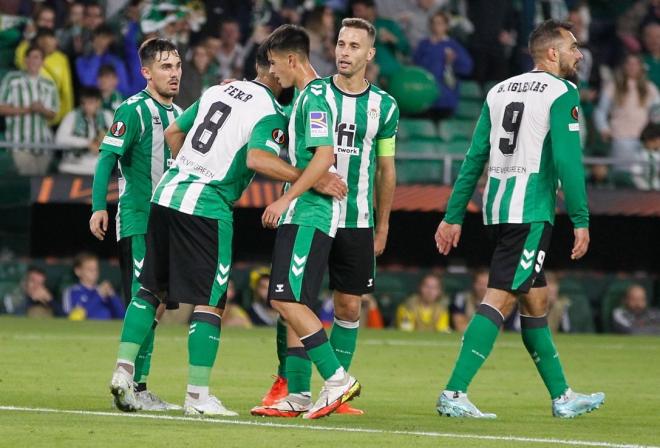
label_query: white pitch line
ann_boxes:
[0,405,655,448]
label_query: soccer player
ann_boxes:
[434,20,605,418]
[108,42,346,416]
[90,38,183,412]
[257,24,363,420]
[252,18,399,417]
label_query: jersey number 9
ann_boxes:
[191,101,233,155]
[499,102,525,156]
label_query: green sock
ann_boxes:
[446,305,503,392]
[521,315,569,399]
[133,321,157,384]
[301,329,342,380]
[188,312,221,387]
[117,297,157,365]
[285,347,311,394]
[276,318,288,378]
[329,317,359,371]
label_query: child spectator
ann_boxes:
[62,252,125,320]
[247,269,279,326]
[97,64,124,112]
[450,269,488,332]
[75,25,130,96]
[396,273,450,332]
[632,122,660,190]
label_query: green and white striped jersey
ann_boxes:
[152,81,288,220]
[280,79,340,236]
[445,70,589,228]
[0,70,59,150]
[99,89,182,240]
[322,76,399,228]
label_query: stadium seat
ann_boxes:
[566,293,595,333]
[455,100,483,120]
[459,81,482,100]
[439,119,475,142]
[397,119,439,140]
[396,160,443,184]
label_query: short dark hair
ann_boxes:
[79,86,102,100]
[97,64,117,78]
[430,10,450,26]
[25,45,44,58]
[265,24,310,58]
[138,38,179,67]
[641,122,660,142]
[341,17,376,44]
[528,19,573,61]
[26,265,46,278]
[93,24,115,38]
[73,252,98,269]
[34,27,56,40]
[255,42,270,69]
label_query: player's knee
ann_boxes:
[193,304,222,317]
[334,294,361,321]
[269,299,288,319]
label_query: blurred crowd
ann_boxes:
[2,257,659,335]
[0,0,659,187]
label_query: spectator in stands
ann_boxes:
[545,272,570,333]
[632,122,660,190]
[222,279,253,328]
[242,24,272,80]
[450,269,488,332]
[2,266,57,317]
[76,25,130,97]
[642,22,660,90]
[247,271,279,326]
[177,42,218,109]
[56,87,112,175]
[12,5,57,68]
[0,45,59,175]
[80,3,106,56]
[304,6,336,77]
[352,0,410,83]
[215,19,245,81]
[594,54,659,169]
[62,252,125,320]
[612,284,660,335]
[56,2,85,59]
[398,0,443,51]
[319,293,385,329]
[413,10,473,120]
[97,64,124,112]
[14,28,73,124]
[396,273,450,332]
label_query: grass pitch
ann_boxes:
[1,317,659,447]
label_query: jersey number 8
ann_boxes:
[499,102,525,156]
[191,101,233,155]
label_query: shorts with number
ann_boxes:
[268,224,333,306]
[118,235,146,305]
[328,228,375,295]
[487,222,552,294]
[138,203,232,308]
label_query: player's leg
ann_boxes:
[259,317,290,406]
[111,205,170,412]
[168,212,236,417]
[520,275,605,418]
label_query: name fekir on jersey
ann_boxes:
[445,70,589,228]
[152,81,287,221]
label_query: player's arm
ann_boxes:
[246,114,346,198]
[549,86,590,260]
[373,101,400,256]
[165,100,199,158]
[436,101,492,255]
[90,104,140,240]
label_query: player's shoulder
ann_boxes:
[303,78,329,98]
[1,70,25,85]
[116,91,147,113]
[369,83,398,108]
[172,102,183,114]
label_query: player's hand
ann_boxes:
[90,210,109,240]
[435,220,462,255]
[571,227,590,260]
[374,227,388,256]
[262,198,290,229]
[313,172,347,199]
[98,280,115,298]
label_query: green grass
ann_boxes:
[1,317,659,447]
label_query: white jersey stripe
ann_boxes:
[157,172,190,208]
[490,178,507,224]
[178,181,206,215]
[336,96,356,227]
[355,92,381,228]
[508,174,529,223]
[145,99,166,192]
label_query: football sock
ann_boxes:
[188,312,221,393]
[329,317,359,371]
[285,347,311,395]
[446,304,503,393]
[117,296,157,368]
[276,318,288,378]
[300,329,342,381]
[521,315,569,400]
[133,320,157,384]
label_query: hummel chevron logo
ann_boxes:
[134,269,140,278]
[132,301,146,310]
[216,263,230,285]
[218,263,230,275]
[216,274,228,286]
[133,258,144,269]
[291,254,307,277]
[310,87,323,96]
[520,249,535,270]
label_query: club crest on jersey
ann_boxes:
[110,121,126,137]
[571,106,579,120]
[310,111,328,137]
[368,108,379,120]
[272,128,286,145]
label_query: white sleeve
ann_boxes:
[55,112,92,149]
